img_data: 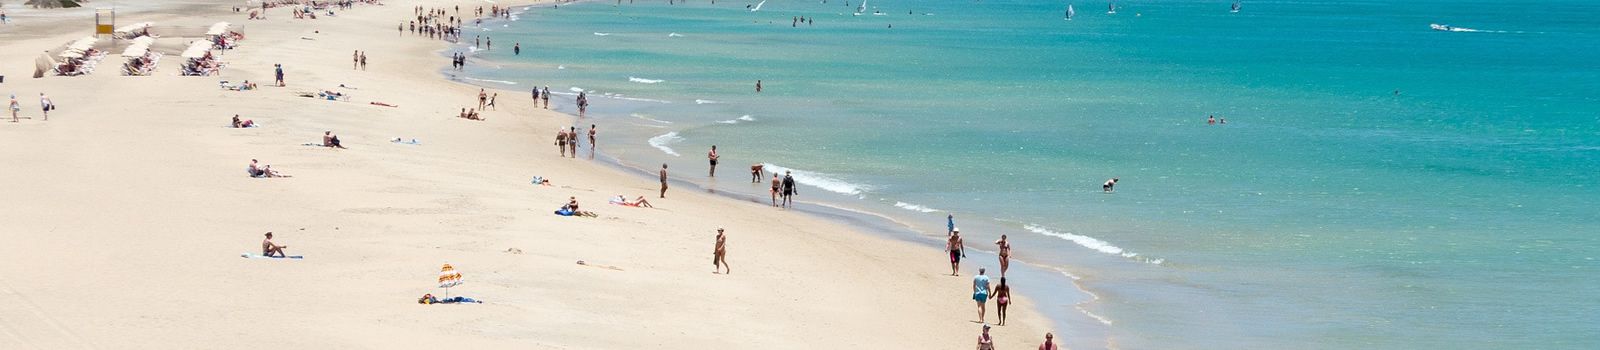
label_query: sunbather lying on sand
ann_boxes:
[232,115,255,128]
[610,195,654,208]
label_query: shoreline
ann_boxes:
[1,1,1070,349]
[445,3,1121,343]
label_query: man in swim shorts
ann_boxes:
[780,171,797,208]
[707,145,719,177]
[1103,178,1118,193]
[750,163,764,183]
[948,229,966,276]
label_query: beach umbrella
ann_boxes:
[437,263,463,298]
[206,22,231,36]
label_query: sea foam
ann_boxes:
[716,115,756,124]
[1024,224,1163,265]
[762,163,871,195]
[629,77,665,84]
[648,132,684,156]
[893,202,940,213]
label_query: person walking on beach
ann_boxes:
[948,214,957,235]
[659,163,670,198]
[1103,177,1118,193]
[1039,332,1060,350]
[477,88,488,109]
[555,128,568,157]
[713,228,730,274]
[568,126,579,157]
[360,52,367,70]
[995,235,1011,277]
[274,64,285,87]
[948,229,966,275]
[707,145,719,177]
[973,267,992,322]
[262,232,289,258]
[531,86,540,106]
[977,324,995,350]
[994,277,1012,326]
[780,171,798,208]
[8,94,20,122]
[38,93,52,121]
[542,86,551,109]
[588,125,597,159]
[353,50,359,69]
[487,93,498,110]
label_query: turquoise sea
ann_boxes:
[457,0,1599,348]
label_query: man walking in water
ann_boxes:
[707,145,719,177]
[713,228,730,274]
[948,229,966,276]
[780,171,798,208]
[1103,177,1118,193]
[770,172,782,207]
[659,163,669,198]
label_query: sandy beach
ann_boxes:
[0,1,1057,349]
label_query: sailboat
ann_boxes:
[1066,3,1075,20]
[1231,0,1241,13]
[1107,1,1117,14]
[855,0,867,16]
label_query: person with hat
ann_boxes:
[713,228,730,274]
[976,324,995,350]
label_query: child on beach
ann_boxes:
[38,93,52,121]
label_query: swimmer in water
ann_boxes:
[1103,178,1119,193]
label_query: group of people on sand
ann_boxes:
[946,221,1060,348]
[409,6,467,43]
[351,50,368,70]
[555,125,596,159]
[7,93,53,123]
[477,89,498,110]
[531,85,551,109]
[457,108,483,120]
[555,196,599,217]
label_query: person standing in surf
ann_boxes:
[948,229,966,276]
[707,145,719,177]
[769,171,782,207]
[1103,177,1118,193]
[755,80,762,93]
[781,171,798,208]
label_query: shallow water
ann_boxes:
[461,0,1600,348]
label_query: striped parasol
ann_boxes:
[438,264,463,288]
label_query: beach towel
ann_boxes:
[241,253,304,259]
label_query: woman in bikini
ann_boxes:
[995,235,1011,277]
[769,174,782,207]
[994,277,1012,326]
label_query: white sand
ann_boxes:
[0,1,1057,349]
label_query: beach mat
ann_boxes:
[241,253,304,259]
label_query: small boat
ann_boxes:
[1066,3,1075,20]
[856,0,867,16]
[1231,0,1241,13]
[1430,23,1452,31]
[1107,1,1117,14]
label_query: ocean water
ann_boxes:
[459,0,1600,348]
